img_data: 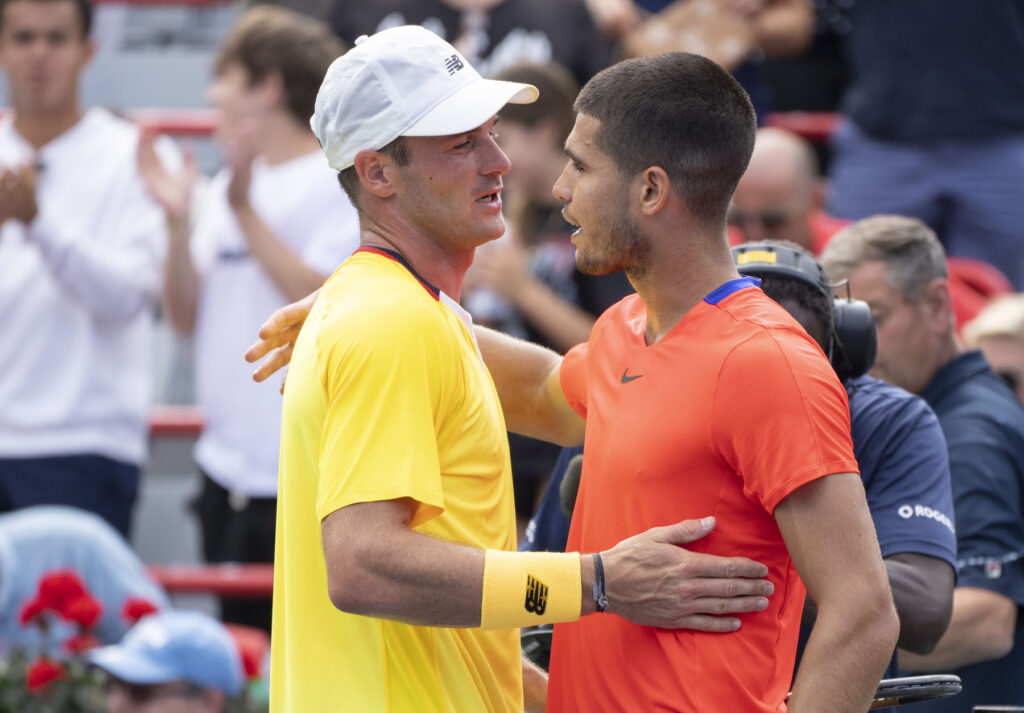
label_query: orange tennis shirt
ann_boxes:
[548,278,859,713]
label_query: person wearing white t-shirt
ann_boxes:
[138,5,357,630]
[0,0,179,538]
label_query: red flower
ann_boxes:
[38,570,87,612]
[239,646,261,679]
[121,597,159,625]
[62,595,103,629]
[25,658,65,691]
[64,632,100,654]
[18,596,51,627]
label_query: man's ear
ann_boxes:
[638,166,671,217]
[256,70,285,112]
[922,276,954,334]
[353,150,398,199]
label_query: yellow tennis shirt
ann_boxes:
[269,248,522,712]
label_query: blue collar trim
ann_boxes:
[704,276,761,305]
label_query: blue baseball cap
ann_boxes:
[88,611,244,697]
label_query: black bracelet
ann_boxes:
[592,552,608,613]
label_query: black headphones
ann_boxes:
[730,242,877,382]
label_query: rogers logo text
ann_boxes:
[897,504,955,534]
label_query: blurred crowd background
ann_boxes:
[1,0,1023,710]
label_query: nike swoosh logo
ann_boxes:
[621,368,644,384]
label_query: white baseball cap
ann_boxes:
[311,25,538,171]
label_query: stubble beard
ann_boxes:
[575,208,650,280]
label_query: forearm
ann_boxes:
[162,217,199,335]
[323,501,587,628]
[522,655,548,713]
[789,601,897,713]
[325,519,487,627]
[754,0,814,58]
[29,209,162,321]
[512,278,596,353]
[778,475,899,713]
[474,326,584,446]
[233,203,329,302]
[899,587,1017,671]
[884,555,954,654]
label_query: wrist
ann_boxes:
[581,552,609,615]
[166,214,191,242]
[581,552,596,614]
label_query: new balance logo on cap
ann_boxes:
[524,574,548,615]
[445,54,464,75]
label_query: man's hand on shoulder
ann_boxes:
[245,289,320,390]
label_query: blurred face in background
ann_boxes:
[0,0,93,117]
[497,117,565,207]
[730,128,820,251]
[841,259,946,395]
[206,61,275,148]
[105,679,224,713]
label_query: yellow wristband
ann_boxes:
[480,549,582,630]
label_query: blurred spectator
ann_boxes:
[734,242,955,679]
[464,61,632,531]
[729,129,1014,331]
[138,5,357,632]
[0,0,178,538]
[828,1,1024,289]
[89,610,244,713]
[728,127,846,253]
[0,506,168,657]
[327,0,613,86]
[820,215,1024,712]
[964,295,1024,404]
[586,0,814,118]
[761,0,852,113]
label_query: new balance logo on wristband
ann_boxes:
[524,574,548,615]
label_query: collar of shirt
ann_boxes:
[921,350,991,408]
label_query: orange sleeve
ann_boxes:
[559,341,589,419]
[711,328,859,512]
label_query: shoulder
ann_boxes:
[938,373,1024,444]
[849,375,938,428]
[315,256,447,350]
[716,292,829,372]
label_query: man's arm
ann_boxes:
[900,587,1017,671]
[885,553,955,654]
[749,0,815,58]
[225,141,332,302]
[247,304,589,445]
[778,473,899,713]
[800,552,954,655]
[16,136,177,322]
[521,655,548,713]
[138,129,201,334]
[321,499,774,631]
[474,326,585,447]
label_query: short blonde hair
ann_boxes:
[963,294,1024,345]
